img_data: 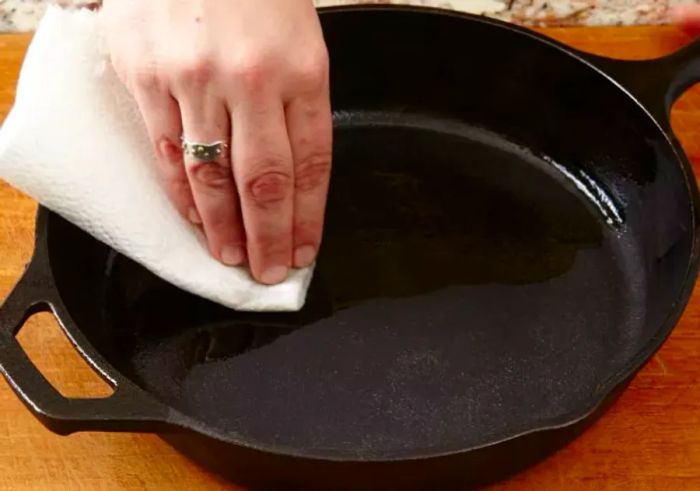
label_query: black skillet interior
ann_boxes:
[19,7,700,462]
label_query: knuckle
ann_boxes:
[176,57,214,87]
[251,227,293,256]
[243,163,293,207]
[293,48,328,89]
[233,56,273,93]
[156,137,183,164]
[190,161,233,191]
[202,210,232,232]
[295,153,331,192]
[132,66,164,92]
[294,219,323,240]
[259,241,291,262]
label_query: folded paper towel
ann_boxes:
[0,6,314,312]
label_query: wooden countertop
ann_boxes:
[1,26,700,490]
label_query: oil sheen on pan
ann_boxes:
[100,116,642,458]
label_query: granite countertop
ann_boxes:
[0,0,698,31]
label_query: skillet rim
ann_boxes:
[33,4,700,463]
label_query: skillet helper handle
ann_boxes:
[658,38,700,106]
[0,258,170,435]
[584,38,700,121]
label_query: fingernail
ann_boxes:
[260,266,289,285]
[221,245,245,266]
[294,245,316,267]
[188,207,202,224]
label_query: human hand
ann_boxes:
[673,3,700,35]
[100,0,332,285]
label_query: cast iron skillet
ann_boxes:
[1,6,700,490]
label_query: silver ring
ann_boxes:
[181,137,229,162]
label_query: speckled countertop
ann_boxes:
[0,0,698,31]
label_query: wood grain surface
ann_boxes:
[1,26,700,491]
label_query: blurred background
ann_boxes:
[1,0,699,31]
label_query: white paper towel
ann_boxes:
[0,6,314,312]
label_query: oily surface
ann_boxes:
[0,27,700,490]
[110,119,637,459]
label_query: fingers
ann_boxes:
[180,95,246,266]
[133,85,197,224]
[232,96,295,285]
[133,69,329,283]
[673,4,700,36]
[285,91,333,268]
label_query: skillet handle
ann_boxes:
[0,256,171,435]
[582,38,700,124]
